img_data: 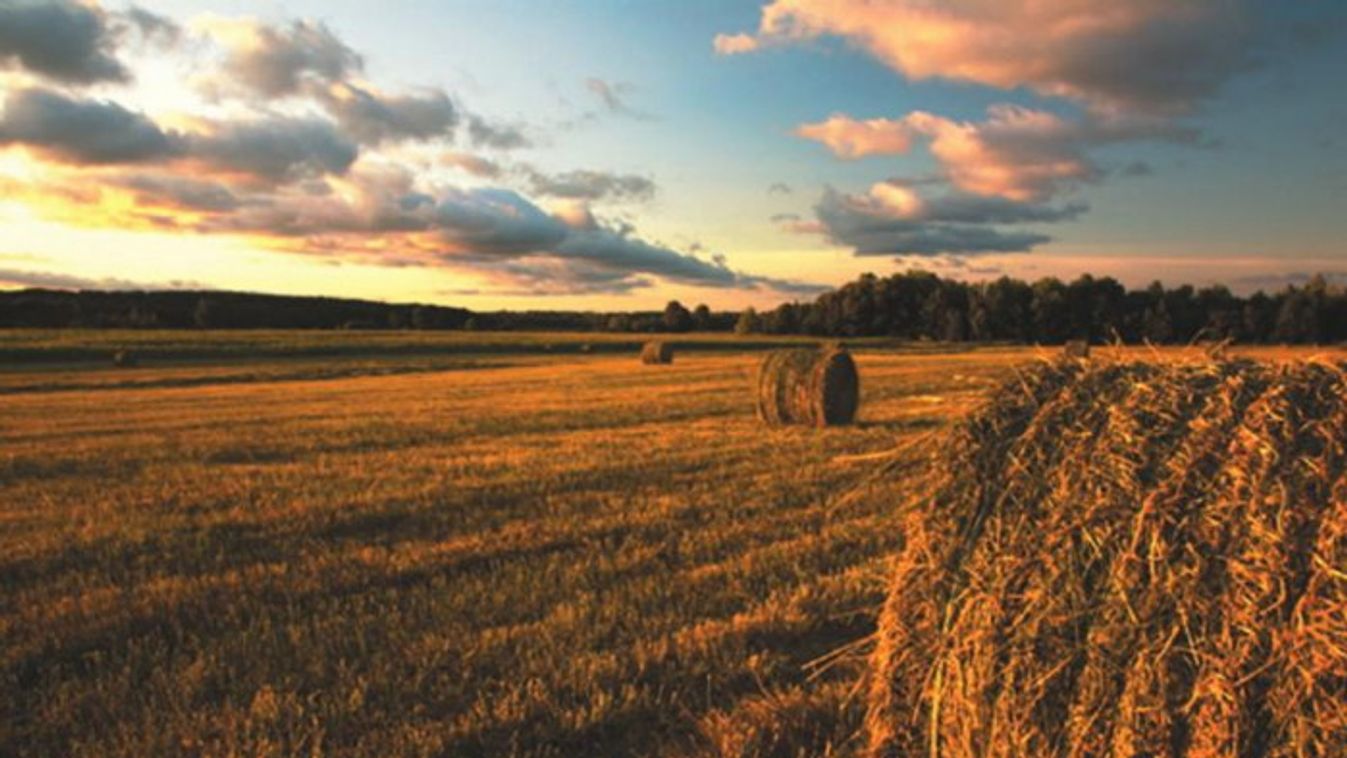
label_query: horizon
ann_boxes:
[1,1,1345,311]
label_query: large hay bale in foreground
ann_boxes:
[641,340,673,364]
[755,348,859,427]
[867,359,1347,757]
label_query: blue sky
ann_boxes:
[0,1,1344,308]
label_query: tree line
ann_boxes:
[732,271,1347,345]
[2,270,1344,344]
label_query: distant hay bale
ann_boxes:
[866,359,1347,757]
[755,347,859,427]
[579,343,593,354]
[1062,339,1090,359]
[641,340,674,365]
[112,350,138,368]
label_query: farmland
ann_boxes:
[1,332,1341,757]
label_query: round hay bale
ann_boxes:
[755,347,859,427]
[640,340,674,365]
[579,343,593,354]
[866,359,1347,757]
[112,350,138,368]
[1062,338,1090,359]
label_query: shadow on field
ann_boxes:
[853,417,943,433]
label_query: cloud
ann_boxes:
[0,88,181,164]
[1120,160,1154,177]
[0,267,208,291]
[0,88,362,185]
[585,77,653,120]
[718,0,1257,115]
[121,7,182,46]
[524,168,656,202]
[439,151,501,178]
[203,17,361,98]
[0,8,815,298]
[466,115,530,150]
[320,83,458,145]
[767,182,792,195]
[712,32,759,55]
[198,17,508,153]
[798,107,1097,202]
[803,184,1077,256]
[184,172,819,295]
[429,188,570,254]
[863,181,1088,224]
[0,0,128,83]
[795,115,914,160]
[797,105,1198,203]
[187,117,359,182]
[113,173,242,212]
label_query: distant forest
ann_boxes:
[2,270,1345,344]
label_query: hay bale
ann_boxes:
[755,347,859,427]
[112,350,138,368]
[640,340,674,365]
[866,359,1347,757]
[579,343,593,354]
[1062,338,1090,359]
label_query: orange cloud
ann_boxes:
[723,0,1251,113]
[712,33,760,55]
[797,106,1096,202]
[793,114,912,159]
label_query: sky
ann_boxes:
[0,0,1344,311]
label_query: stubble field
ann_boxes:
[2,332,1336,757]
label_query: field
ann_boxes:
[2,332,1340,757]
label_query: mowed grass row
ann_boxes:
[2,347,1014,756]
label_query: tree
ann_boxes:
[692,303,712,331]
[662,300,694,332]
[1030,278,1070,344]
[193,297,213,329]
[1273,285,1319,344]
[1141,282,1174,343]
[734,307,761,335]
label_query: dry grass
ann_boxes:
[1062,339,1090,359]
[3,337,1340,757]
[866,353,1347,757]
[0,337,1025,757]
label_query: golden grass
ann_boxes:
[2,339,1341,757]
[866,352,1347,757]
[0,341,1021,757]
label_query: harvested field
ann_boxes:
[867,356,1347,757]
[3,334,1343,757]
[0,335,1015,757]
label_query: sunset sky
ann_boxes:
[0,0,1344,310]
